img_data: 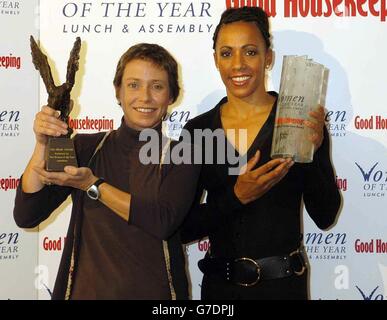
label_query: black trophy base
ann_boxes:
[45,137,78,172]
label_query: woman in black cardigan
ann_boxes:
[181,6,341,300]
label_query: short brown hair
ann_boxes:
[113,43,180,103]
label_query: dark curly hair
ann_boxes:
[213,6,271,50]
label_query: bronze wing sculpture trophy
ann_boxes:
[30,36,81,171]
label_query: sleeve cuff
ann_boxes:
[16,176,50,200]
[128,194,152,226]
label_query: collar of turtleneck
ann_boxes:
[115,117,163,151]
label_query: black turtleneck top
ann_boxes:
[14,118,200,300]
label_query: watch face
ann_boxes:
[87,185,99,200]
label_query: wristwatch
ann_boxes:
[86,178,105,200]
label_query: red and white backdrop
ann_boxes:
[1,0,386,300]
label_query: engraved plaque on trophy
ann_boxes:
[30,36,81,171]
[271,55,329,163]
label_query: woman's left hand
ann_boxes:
[33,162,97,191]
[304,105,325,152]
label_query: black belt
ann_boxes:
[198,248,307,287]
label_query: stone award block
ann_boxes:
[271,55,329,163]
[30,36,81,171]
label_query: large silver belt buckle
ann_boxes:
[234,257,261,287]
[289,249,306,276]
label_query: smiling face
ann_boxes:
[214,21,272,103]
[116,59,172,131]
